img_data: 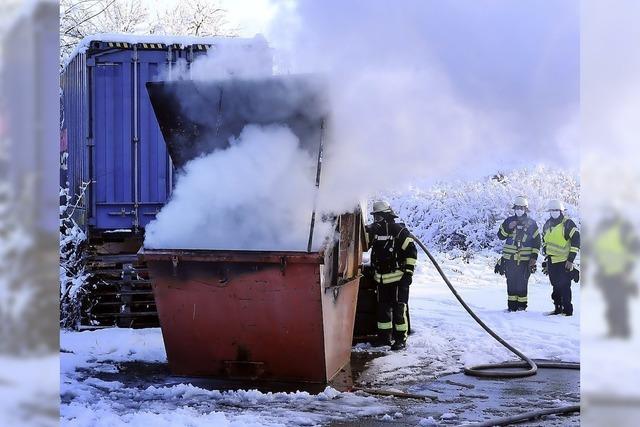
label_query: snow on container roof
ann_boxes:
[62,32,269,70]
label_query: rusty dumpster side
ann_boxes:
[144,249,359,383]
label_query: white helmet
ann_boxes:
[512,195,529,209]
[371,200,397,217]
[547,199,565,211]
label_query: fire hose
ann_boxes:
[411,233,580,425]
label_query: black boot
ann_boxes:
[391,339,406,351]
[550,305,562,315]
[373,331,392,347]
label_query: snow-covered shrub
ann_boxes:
[60,185,91,329]
[383,166,579,257]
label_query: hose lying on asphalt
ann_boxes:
[411,234,580,422]
[457,404,581,427]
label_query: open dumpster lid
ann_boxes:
[146,75,328,169]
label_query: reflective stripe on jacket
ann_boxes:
[368,221,418,284]
[498,215,541,263]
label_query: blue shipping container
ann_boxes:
[60,35,269,232]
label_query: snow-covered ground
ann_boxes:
[60,253,580,426]
[358,252,579,387]
[581,285,640,398]
[0,355,59,427]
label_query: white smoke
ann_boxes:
[144,124,329,251]
[189,38,273,80]
[159,36,273,82]
[146,1,577,250]
[317,67,511,213]
[267,0,578,215]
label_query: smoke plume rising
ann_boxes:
[146,0,578,250]
[145,124,329,250]
[266,0,578,215]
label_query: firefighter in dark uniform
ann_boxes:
[542,199,580,316]
[495,196,541,311]
[366,201,418,350]
[593,211,639,337]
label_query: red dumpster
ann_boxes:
[143,213,365,383]
[143,76,366,383]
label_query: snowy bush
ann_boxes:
[382,166,579,257]
[60,184,91,329]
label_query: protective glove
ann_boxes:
[572,268,580,283]
[494,260,504,276]
[400,272,412,286]
[541,261,548,275]
[365,222,382,235]
[565,261,574,271]
[508,220,518,230]
[529,258,537,274]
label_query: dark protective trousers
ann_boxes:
[598,273,634,338]
[504,260,530,311]
[549,261,573,315]
[377,281,410,343]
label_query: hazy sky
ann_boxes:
[413,1,579,148]
[142,0,579,176]
[229,0,579,169]
[152,1,580,147]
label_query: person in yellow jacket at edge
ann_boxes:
[495,195,541,312]
[592,210,639,337]
[542,199,581,316]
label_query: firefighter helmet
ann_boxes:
[547,199,565,211]
[513,195,529,209]
[371,201,397,217]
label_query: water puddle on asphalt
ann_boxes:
[330,365,580,426]
[81,351,579,426]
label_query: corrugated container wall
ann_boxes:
[60,42,212,231]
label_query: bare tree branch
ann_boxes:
[63,0,116,37]
[60,0,236,64]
